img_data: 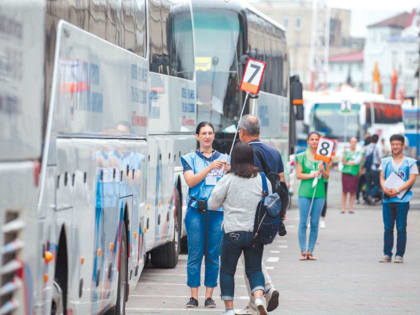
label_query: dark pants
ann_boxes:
[356,174,366,201]
[382,202,410,257]
[220,231,265,300]
[366,170,380,199]
[321,182,328,217]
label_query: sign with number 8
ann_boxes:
[314,137,335,163]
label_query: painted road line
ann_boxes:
[132,282,247,287]
[278,245,288,248]
[270,250,280,254]
[266,266,274,270]
[127,307,222,312]
[266,257,279,263]
[128,295,250,299]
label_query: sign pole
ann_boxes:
[229,92,250,156]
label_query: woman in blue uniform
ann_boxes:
[181,121,229,308]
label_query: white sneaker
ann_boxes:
[320,220,326,229]
[222,310,236,315]
[265,288,279,312]
[254,298,268,315]
[236,304,257,315]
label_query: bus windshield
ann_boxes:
[311,103,361,141]
[193,10,241,132]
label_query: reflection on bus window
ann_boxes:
[193,10,240,132]
[312,103,361,141]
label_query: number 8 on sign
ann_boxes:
[315,137,335,163]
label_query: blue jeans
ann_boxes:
[298,197,325,252]
[382,202,410,257]
[220,231,265,300]
[185,207,223,288]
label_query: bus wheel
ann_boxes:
[151,190,181,268]
[51,281,64,315]
[116,222,128,315]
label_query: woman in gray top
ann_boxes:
[208,142,271,315]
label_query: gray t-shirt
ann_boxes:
[208,173,272,233]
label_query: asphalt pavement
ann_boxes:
[126,169,420,314]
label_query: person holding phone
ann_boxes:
[181,121,229,308]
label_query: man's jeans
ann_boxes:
[185,208,223,288]
[383,202,410,257]
[220,231,265,300]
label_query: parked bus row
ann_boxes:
[0,0,301,314]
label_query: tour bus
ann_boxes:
[190,0,298,160]
[302,90,404,160]
[402,107,420,158]
[1,0,196,314]
[0,3,43,315]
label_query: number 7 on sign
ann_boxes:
[240,59,266,95]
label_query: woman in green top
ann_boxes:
[341,137,363,213]
[296,132,330,261]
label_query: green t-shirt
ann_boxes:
[296,151,326,198]
[342,150,363,176]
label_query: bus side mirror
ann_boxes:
[290,75,303,120]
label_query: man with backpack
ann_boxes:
[236,115,287,315]
[364,134,382,204]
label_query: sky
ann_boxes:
[325,0,419,37]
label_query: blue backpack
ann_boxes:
[253,173,283,245]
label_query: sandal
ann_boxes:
[307,253,317,260]
[299,252,308,260]
[340,210,345,214]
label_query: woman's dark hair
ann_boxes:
[230,142,259,178]
[196,121,214,134]
[390,134,405,144]
[307,131,321,140]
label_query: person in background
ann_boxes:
[208,142,270,315]
[341,137,364,213]
[379,134,418,263]
[181,121,229,309]
[365,134,382,204]
[356,135,371,204]
[380,138,391,157]
[296,132,331,261]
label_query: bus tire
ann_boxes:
[115,221,128,315]
[151,190,181,268]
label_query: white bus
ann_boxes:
[1,0,196,314]
[0,2,43,315]
[302,91,404,159]
[190,0,298,160]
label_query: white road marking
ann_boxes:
[278,245,288,248]
[128,294,249,299]
[127,307,222,312]
[266,257,279,263]
[266,266,274,270]
[132,282,246,288]
[270,250,281,254]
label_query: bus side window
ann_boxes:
[122,0,146,57]
[165,0,194,80]
[149,0,163,73]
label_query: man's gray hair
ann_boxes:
[238,115,260,136]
